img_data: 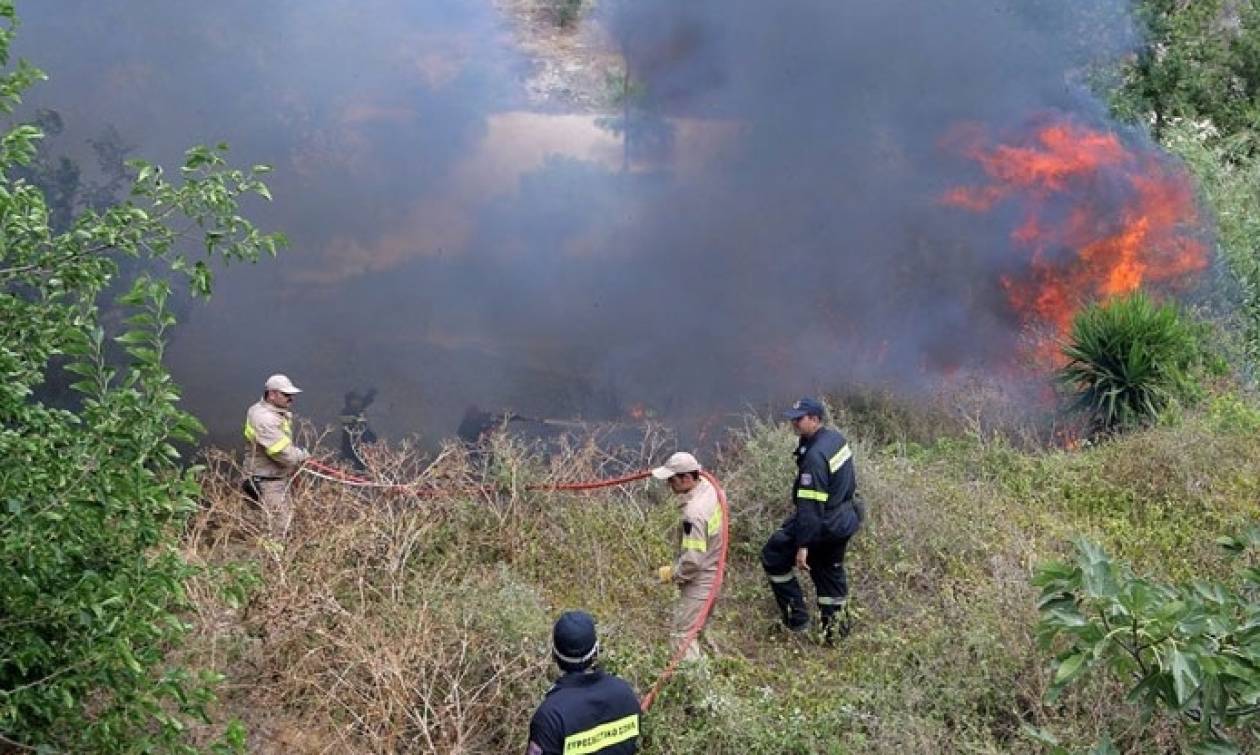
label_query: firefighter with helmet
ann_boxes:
[761,397,864,643]
[243,374,309,539]
[526,611,641,755]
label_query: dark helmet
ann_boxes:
[342,387,377,414]
[552,610,599,672]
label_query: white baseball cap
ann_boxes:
[264,374,302,394]
[651,451,702,480]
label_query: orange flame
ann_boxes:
[942,118,1208,365]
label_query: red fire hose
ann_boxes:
[297,458,729,713]
[638,468,729,712]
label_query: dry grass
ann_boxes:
[177,395,1260,753]
[181,431,676,754]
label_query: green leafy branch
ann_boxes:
[0,0,278,749]
[1031,533,1260,753]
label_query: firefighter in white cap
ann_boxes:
[243,374,309,538]
[652,451,723,662]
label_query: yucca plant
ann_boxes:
[1058,292,1200,434]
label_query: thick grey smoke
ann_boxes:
[13,0,1142,444]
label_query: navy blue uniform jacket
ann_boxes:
[527,670,640,755]
[790,426,858,547]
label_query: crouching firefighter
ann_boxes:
[527,611,641,755]
[761,397,864,643]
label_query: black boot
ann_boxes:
[777,594,810,632]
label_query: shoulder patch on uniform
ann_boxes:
[800,472,812,486]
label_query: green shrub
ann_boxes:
[1206,392,1260,434]
[0,4,284,749]
[1162,121,1260,363]
[1110,1,1260,366]
[1058,292,1203,434]
[1033,536,1260,753]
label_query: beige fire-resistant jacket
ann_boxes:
[672,477,723,588]
[244,399,308,477]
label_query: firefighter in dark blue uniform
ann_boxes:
[527,611,641,755]
[339,388,378,471]
[761,397,863,642]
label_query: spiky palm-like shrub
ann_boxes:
[1058,292,1200,434]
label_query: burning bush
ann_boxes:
[943,117,1209,368]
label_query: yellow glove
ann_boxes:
[658,565,673,584]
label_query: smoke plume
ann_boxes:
[14,0,1204,444]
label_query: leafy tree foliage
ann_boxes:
[1116,2,1260,360]
[1033,535,1260,754]
[1114,0,1260,144]
[0,3,284,750]
[1058,292,1202,434]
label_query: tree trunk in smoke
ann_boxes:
[622,68,630,174]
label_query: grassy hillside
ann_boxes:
[179,392,1260,753]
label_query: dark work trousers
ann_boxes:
[762,522,852,630]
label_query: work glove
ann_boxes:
[658,565,673,584]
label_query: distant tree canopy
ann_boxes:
[0,2,285,750]
[1111,1,1260,362]
[1115,0,1260,144]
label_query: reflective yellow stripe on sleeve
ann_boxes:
[243,422,256,442]
[797,489,828,502]
[266,436,292,455]
[828,444,852,473]
[707,508,722,537]
[681,537,707,552]
[563,714,640,754]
